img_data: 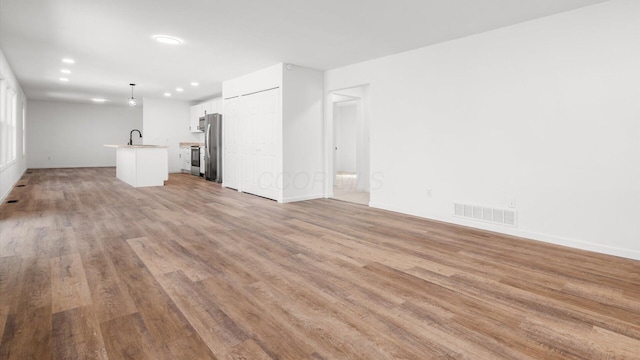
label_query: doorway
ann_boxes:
[330,86,370,205]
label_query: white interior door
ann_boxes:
[239,88,280,200]
[240,93,259,195]
[255,88,279,200]
[223,97,240,189]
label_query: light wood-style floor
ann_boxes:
[1,168,640,359]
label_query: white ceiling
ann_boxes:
[0,0,607,106]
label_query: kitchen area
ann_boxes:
[137,63,323,202]
[102,96,223,188]
[136,96,224,187]
[179,97,222,182]
[25,64,323,203]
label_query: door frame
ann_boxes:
[324,84,370,201]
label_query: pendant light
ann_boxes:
[128,83,137,107]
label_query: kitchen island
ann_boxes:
[104,145,168,187]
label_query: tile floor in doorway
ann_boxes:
[332,172,369,205]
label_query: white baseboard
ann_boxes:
[282,193,324,203]
[0,167,27,204]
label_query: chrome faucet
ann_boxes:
[128,129,142,145]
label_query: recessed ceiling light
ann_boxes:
[60,69,71,74]
[176,88,183,92]
[164,92,172,97]
[62,58,75,64]
[92,98,107,103]
[153,35,183,45]
[190,82,199,86]
[59,77,69,82]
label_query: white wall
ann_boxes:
[282,65,324,202]
[0,49,27,202]
[335,101,357,173]
[142,97,199,173]
[324,0,640,260]
[26,101,142,168]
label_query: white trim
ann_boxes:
[0,159,16,172]
[282,193,324,203]
[0,167,25,203]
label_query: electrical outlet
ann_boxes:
[426,188,432,198]
[509,197,516,208]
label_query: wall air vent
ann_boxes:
[454,202,517,227]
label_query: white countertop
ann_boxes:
[179,142,204,148]
[104,144,168,148]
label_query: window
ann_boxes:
[0,78,6,166]
[0,77,17,167]
[10,90,16,162]
[22,105,26,156]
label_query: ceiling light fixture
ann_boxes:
[128,83,137,107]
[60,69,71,74]
[190,82,199,86]
[176,88,183,92]
[62,58,75,64]
[164,92,172,97]
[153,35,183,45]
[92,98,107,103]
[59,77,69,82]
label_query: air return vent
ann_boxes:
[454,202,517,227]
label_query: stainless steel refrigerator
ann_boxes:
[203,113,222,182]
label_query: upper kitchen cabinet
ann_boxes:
[189,97,223,132]
[189,104,202,132]
[222,63,323,203]
[210,98,222,114]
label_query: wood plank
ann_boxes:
[226,339,274,360]
[51,253,92,313]
[15,257,52,311]
[158,270,249,359]
[167,333,217,360]
[100,313,167,360]
[0,256,24,340]
[81,247,137,323]
[0,306,52,359]
[104,242,194,346]
[51,306,108,359]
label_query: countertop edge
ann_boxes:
[179,142,205,148]
[104,144,168,149]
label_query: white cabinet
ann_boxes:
[210,98,222,114]
[108,146,169,187]
[222,63,323,203]
[180,148,191,172]
[199,146,205,175]
[189,104,202,132]
[189,98,223,133]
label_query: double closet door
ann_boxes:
[224,88,280,201]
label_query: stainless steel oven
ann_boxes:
[191,146,200,176]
